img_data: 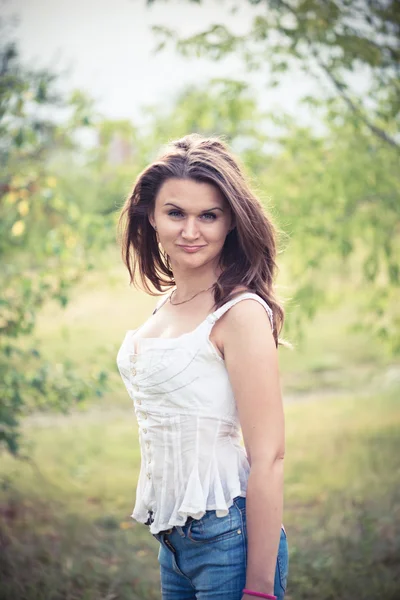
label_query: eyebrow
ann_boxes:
[164,202,224,212]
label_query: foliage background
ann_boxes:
[0,1,399,599]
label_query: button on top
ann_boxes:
[131,367,137,376]
[143,428,147,433]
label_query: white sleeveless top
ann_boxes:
[116,291,274,534]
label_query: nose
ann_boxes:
[181,218,200,241]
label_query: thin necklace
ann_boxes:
[169,283,216,306]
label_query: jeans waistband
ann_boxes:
[145,510,195,534]
[145,497,246,532]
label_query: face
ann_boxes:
[149,178,234,273]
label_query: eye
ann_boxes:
[201,213,217,221]
[167,210,217,221]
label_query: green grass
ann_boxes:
[284,391,400,599]
[0,407,159,600]
[1,392,399,599]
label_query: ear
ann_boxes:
[148,212,156,229]
[227,205,236,232]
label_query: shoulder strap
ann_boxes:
[152,288,175,315]
[209,292,274,332]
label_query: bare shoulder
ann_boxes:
[223,293,271,332]
[211,286,273,357]
[222,291,277,367]
[222,286,269,328]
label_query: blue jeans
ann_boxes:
[151,495,289,600]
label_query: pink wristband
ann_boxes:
[242,590,277,599]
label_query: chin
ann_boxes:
[173,255,210,269]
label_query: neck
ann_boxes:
[170,264,222,301]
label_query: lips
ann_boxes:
[178,245,205,252]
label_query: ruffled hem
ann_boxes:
[176,487,246,521]
[132,446,250,534]
[132,489,247,535]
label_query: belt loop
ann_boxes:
[176,525,185,538]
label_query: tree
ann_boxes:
[0,32,108,455]
[257,100,400,351]
[136,77,269,161]
[147,0,399,150]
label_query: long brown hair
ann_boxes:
[117,133,287,348]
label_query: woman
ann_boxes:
[116,133,289,600]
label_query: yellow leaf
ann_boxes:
[11,220,25,236]
[5,192,18,205]
[119,521,133,530]
[46,176,57,188]
[65,235,77,249]
[18,200,30,216]
[10,176,24,187]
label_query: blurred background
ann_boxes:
[1,0,399,599]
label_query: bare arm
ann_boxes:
[221,299,285,597]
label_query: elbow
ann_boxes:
[249,448,285,471]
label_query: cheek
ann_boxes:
[159,220,179,236]
[208,221,230,242]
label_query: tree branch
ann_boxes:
[275,0,400,151]
[316,57,399,150]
